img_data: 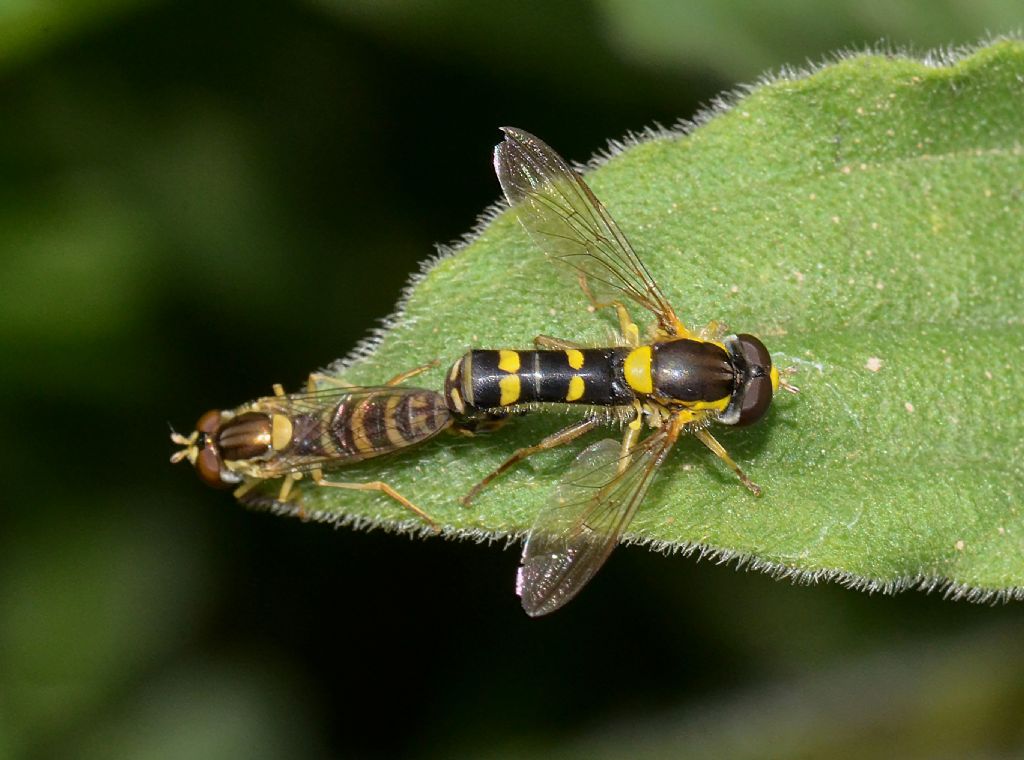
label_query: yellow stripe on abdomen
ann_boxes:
[498,350,521,373]
[349,397,376,455]
[566,375,585,402]
[499,374,521,406]
[383,394,407,447]
[624,346,653,394]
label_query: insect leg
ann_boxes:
[277,472,299,502]
[534,334,587,350]
[617,414,643,474]
[311,469,439,532]
[305,373,352,392]
[613,302,641,347]
[576,272,641,347]
[692,428,762,496]
[232,479,258,499]
[462,417,601,506]
[699,320,729,341]
[383,359,441,387]
[276,473,312,519]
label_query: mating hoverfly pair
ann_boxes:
[172,128,796,616]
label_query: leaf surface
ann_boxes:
[248,41,1024,600]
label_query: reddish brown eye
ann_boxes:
[196,409,222,434]
[720,333,775,427]
[733,334,774,427]
[736,375,773,426]
[736,333,771,372]
[196,446,228,488]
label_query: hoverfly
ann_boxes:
[446,128,796,615]
[172,364,493,531]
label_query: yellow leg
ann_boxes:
[617,412,643,474]
[383,359,440,387]
[462,418,600,506]
[277,473,311,519]
[577,269,694,340]
[231,474,309,521]
[700,320,729,342]
[693,428,761,496]
[277,472,299,502]
[232,479,258,499]
[305,373,338,392]
[613,302,641,348]
[311,469,438,532]
[534,335,587,350]
[576,273,640,347]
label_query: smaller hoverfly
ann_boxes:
[447,128,797,615]
[171,364,485,530]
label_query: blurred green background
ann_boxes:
[2,2,1023,758]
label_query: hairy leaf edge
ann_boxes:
[294,35,1024,604]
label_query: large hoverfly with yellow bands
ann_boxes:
[446,128,797,616]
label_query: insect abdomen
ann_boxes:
[328,390,452,461]
[450,348,635,412]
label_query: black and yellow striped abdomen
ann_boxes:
[315,389,452,463]
[446,348,635,413]
[445,340,738,417]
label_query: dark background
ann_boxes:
[3,2,1023,758]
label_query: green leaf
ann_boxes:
[0,0,152,71]
[245,40,1024,601]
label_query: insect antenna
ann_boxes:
[169,423,198,464]
[779,366,801,394]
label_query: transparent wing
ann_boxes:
[258,384,415,416]
[517,425,678,616]
[254,385,449,474]
[494,126,682,337]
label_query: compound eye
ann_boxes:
[195,445,228,488]
[196,409,222,434]
[737,334,771,372]
[737,375,773,427]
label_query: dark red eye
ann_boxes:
[737,375,773,426]
[733,334,773,426]
[195,446,228,488]
[196,409,222,434]
[720,334,775,427]
[736,334,771,372]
